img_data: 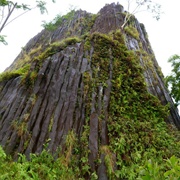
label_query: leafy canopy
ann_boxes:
[165,54,180,106]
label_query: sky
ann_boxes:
[0,0,180,77]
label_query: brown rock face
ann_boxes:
[0,3,179,179]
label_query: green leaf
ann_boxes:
[0,35,8,45]
[164,170,172,177]
[36,1,48,14]
[0,0,8,6]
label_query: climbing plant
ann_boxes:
[84,30,180,179]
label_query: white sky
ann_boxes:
[0,0,180,77]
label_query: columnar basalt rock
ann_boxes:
[0,3,179,179]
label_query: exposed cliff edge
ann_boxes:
[0,3,180,179]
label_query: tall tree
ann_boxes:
[0,0,55,44]
[121,0,161,29]
[165,54,180,107]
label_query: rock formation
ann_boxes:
[0,3,179,179]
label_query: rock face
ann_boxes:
[0,3,179,179]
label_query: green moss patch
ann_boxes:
[0,64,30,82]
[124,25,140,40]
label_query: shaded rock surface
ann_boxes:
[0,2,179,179]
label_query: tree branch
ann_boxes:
[121,2,143,29]
[0,2,17,33]
[4,6,36,28]
[0,6,5,25]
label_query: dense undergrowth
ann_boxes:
[1,144,180,179]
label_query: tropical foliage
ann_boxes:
[1,145,180,179]
[165,54,180,107]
